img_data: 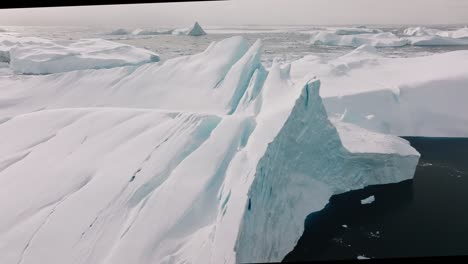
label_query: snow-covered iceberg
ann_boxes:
[292,44,468,137]
[0,36,420,264]
[173,22,207,36]
[0,35,160,74]
[310,31,409,47]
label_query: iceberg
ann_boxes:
[107,28,132,35]
[437,27,468,39]
[310,31,409,47]
[132,28,174,36]
[0,36,420,264]
[0,35,160,74]
[291,44,468,137]
[403,26,439,36]
[404,26,468,39]
[406,35,468,46]
[173,22,207,36]
[333,27,383,35]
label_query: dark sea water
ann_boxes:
[283,137,468,261]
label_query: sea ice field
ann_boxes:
[0,23,467,263]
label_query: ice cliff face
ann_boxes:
[0,36,419,264]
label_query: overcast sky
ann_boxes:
[0,0,467,27]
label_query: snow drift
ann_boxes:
[0,35,160,74]
[0,36,420,264]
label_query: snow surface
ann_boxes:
[361,195,376,205]
[0,36,420,264]
[291,44,468,137]
[310,31,409,47]
[0,35,160,74]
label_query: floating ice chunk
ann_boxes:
[361,195,376,205]
[310,31,409,47]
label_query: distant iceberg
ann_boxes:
[0,35,160,74]
[333,27,382,35]
[403,26,439,36]
[407,35,468,46]
[173,21,207,36]
[310,31,409,47]
[403,26,468,40]
[132,28,174,36]
[0,36,419,264]
[107,28,132,35]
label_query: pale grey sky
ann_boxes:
[0,0,467,27]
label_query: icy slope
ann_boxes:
[0,35,160,74]
[0,36,261,118]
[0,36,420,264]
[292,45,468,136]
